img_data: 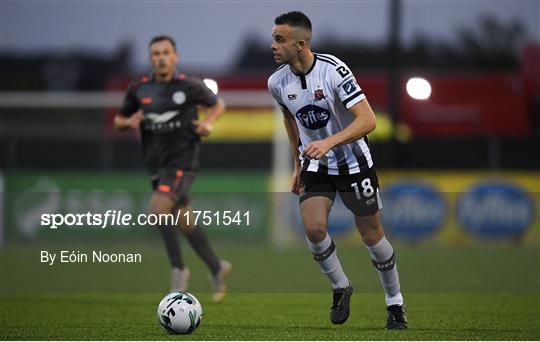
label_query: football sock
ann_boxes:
[366,236,404,306]
[158,224,184,269]
[307,233,350,289]
[183,227,221,275]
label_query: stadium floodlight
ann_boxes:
[203,78,219,95]
[406,77,431,100]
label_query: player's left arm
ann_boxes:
[194,97,226,137]
[190,76,226,136]
[302,99,376,159]
[328,99,376,146]
[303,59,377,160]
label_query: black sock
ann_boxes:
[183,227,221,275]
[158,225,184,269]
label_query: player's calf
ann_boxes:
[210,260,233,303]
[170,267,190,292]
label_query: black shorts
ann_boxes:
[298,168,382,217]
[151,168,196,207]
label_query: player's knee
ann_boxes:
[305,222,327,243]
[176,207,196,231]
[150,194,176,216]
[150,202,172,216]
[359,226,384,245]
[355,217,384,245]
[361,233,383,246]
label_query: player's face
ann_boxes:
[271,24,300,65]
[149,40,178,76]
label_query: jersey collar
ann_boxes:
[289,55,317,77]
[150,69,180,82]
[290,55,316,90]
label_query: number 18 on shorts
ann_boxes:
[299,168,382,217]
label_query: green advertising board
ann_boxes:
[4,171,270,244]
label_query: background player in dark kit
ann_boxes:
[114,35,232,302]
[268,12,407,328]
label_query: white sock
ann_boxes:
[307,233,349,289]
[366,236,404,306]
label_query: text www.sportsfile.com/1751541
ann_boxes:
[39,210,251,229]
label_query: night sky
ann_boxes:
[2,1,539,71]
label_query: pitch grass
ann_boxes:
[2,242,539,293]
[1,243,539,340]
[1,292,539,340]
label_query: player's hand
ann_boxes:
[192,119,213,137]
[128,110,144,129]
[302,139,334,160]
[291,166,301,195]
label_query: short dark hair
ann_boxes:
[274,11,312,32]
[149,35,177,51]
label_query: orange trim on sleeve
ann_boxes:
[158,185,171,193]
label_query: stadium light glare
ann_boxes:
[203,78,219,95]
[406,77,431,100]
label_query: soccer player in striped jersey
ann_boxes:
[268,11,407,329]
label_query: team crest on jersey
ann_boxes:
[314,88,326,100]
[172,91,186,105]
[295,105,330,130]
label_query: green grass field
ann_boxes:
[1,292,538,340]
[1,242,539,340]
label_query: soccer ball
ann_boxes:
[157,292,203,334]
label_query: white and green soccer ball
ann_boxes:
[157,292,202,334]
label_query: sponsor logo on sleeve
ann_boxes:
[342,79,357,95]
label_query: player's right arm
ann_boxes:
[268,74,302,195]
[114,110,143,131]
[114,81,143,131]
[281,107,302,195]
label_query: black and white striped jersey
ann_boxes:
[268,53,373,175]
